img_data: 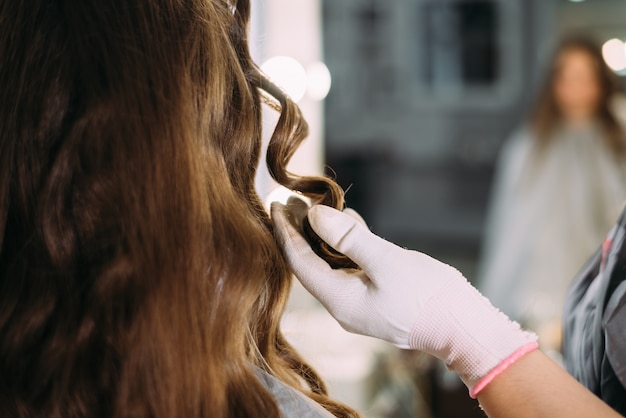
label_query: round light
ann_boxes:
[261,56,307,102]
[263,186,310,210]
[602,38,626,72]
[306,62,332,101]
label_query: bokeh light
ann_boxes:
[602,38,626,72]
[261,56,308,102]
[306,61,332,101]
[263,186,310,210]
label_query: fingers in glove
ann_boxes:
[343,208,368,228]
[270,202,355,298]
[285,196,309,228]
[306,205,398,276]
[283,196,367,230]
[272,202,376,333]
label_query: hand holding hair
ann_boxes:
[271,201,538,397]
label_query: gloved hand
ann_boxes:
[271,200,538,396]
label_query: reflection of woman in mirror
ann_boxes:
[477,35,626,351]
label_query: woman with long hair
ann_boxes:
[0,1,354,416]
[476,35,626,347]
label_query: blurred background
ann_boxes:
[252,0,626,417]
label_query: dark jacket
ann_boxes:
[563,208,626,415]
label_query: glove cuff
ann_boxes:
[408,274,538,393]
[469,341,538,398]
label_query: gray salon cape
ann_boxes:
[254,367,335,418]
[478,124,626,327]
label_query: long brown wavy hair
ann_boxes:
[529,35,626,154]
[0,1,357,417]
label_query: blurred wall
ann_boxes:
[558,0,626,40]
[321,0,561,278]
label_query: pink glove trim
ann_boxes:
[469,342,539,398]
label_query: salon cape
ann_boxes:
[254,367,334,417]
[477,124,626,326]
[563,207,626,415]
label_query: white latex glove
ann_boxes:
[271,201,538,395]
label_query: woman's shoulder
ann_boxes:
[492,126,536,180]
[500,126,535,158]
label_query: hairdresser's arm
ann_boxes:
[271,201,622,418]
[477,350,621,418]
